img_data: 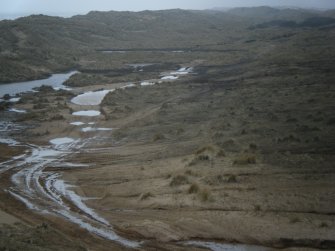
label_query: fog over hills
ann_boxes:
[1,0,335,20]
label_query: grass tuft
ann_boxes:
[139,192,153,200]
[199,189,210,202]
[188,183,200,194]
[170,175,189,186]
[233,154,256,165]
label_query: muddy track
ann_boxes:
[2,63,333,250]
[0,134,141,248]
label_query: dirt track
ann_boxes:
[0,56,335,250]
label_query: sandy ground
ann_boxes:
[0,57,334,250]
[0,209,21,224]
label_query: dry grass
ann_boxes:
[188,183,200,194]
[139,192,153,201]
[170,175,189,186]
[319,222,329,228]
[152,133,165,142]
[227,175,237,183]
[233,154,256,165]
[289,216,301,224]
[199,189,211,202]
[216,149,226,157]
[195,145,215,155]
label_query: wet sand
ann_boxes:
[0,209,21,225]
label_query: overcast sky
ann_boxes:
[1,0,335,19]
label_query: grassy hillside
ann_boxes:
[0,7,334,83]
[1,6,335,250]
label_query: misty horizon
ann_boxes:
[1,0,335,20]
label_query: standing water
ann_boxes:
[0,71,77,97]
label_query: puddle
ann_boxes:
[0,71,77,96]
[50,138,75,146]
[71,90,113,106]
[70,122,85,126]
[53,86,73,91]
[0,138,19,146]
[161,67,193,80]
[8,108,27,113]
[120,83,136,89]
[81,127,96,132]
[9,97,21,102]
[141,82,155,86]
[72,110,101,117]
[81,127,113,132]
[170,71,190,75]
[25,148,63,163]
[161,76,179,80]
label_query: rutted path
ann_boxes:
[0,66,194,249]
[0,66,275,250]
[1,130,140,247]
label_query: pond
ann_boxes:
[0,71,77,97]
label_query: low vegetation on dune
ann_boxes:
[0,5,335,251]
[0,223,86,251]
[74,23,335,246]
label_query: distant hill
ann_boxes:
[324,9,335,18]
[226,6,317,21]
[250,16,335,29]
[228,6,280,16]
[211,7,231,12]
[0,7,333,83]
[0,9,236,82]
